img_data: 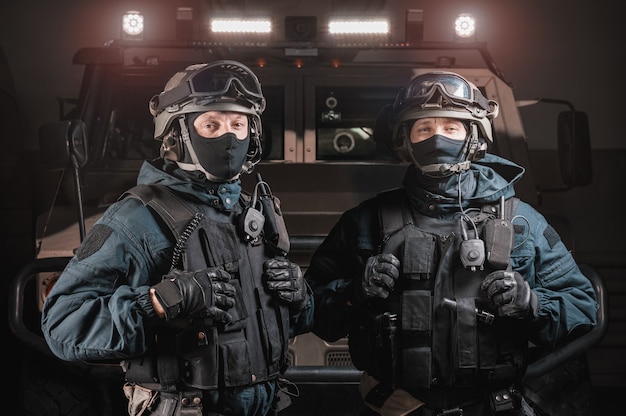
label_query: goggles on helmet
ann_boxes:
[380,71,500,166]
[152,61,266,114]
[399,72,490,112]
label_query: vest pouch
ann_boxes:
[400,290,433,388]
[475,298,498,373]
[402,235,436,280]
[123,356,158,385]
[178,324,219,389]
[197,222,249,331]
[402,290,432,331]
[220,339,252,386]
[222,278,249,332]
[453,297,479,373]
[255,298,286,373]
[483,319,527,383]
[402,347,432,389]
[451,298,527,385]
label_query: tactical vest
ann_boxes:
[350,188,527,394]
[121,184,290,392]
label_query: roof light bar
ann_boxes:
[328,20,389,35]
[210,19,272,34]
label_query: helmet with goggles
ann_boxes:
[149,60,266,176]
[375,71,499,175]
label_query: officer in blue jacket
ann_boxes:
[41,61,313,416]
[304,71,598,416]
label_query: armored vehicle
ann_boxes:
[9,4,606,416]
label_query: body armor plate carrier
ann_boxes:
[121,184,290,393]
[349,188,527,395]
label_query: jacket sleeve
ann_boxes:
[512,200,598,347]
[304,200,379,342]
[288,286,315,339]
[41,198,172,362]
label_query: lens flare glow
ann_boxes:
[454,14,476,39]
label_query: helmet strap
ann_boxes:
[243,117,262,172]
[179,117,200,166]
[464,123,486,162]
[419,160,471,176]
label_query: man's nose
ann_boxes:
[214,125,232,135]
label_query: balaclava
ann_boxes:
[185,112,250,182]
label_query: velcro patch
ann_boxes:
[513,223,526,235]
[543,224,561,249]
[76,223,113,260]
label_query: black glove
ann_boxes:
[263,257,308,309]
[152,267,236,322]
[481,270,538,319]
[353,253,400,303]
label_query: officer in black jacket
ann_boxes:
[42,61,314,416]
[304,71,598,416]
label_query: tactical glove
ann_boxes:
[152,267,236,322]
[481,270,538,319]
[353,253,400,303]
[263,257,309,309]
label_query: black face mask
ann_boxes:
[189,131,250,181]
[186,113,250,181]
[411,134,465,168]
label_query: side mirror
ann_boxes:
[39,119,89,241]
[558,110,592,187]
[39,120,88,170]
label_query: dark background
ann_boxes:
[1,0,623,413]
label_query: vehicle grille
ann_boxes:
[326,351,353,367]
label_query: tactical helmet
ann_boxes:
[149,60,266,175]
[375,71,499,175]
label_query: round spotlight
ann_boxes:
[123,11,144,37]
[454,14,476,40]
